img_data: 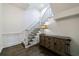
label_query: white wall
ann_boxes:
[44,18,63,36]
[54,7,79,20]
[1,4,41,48]
[2,4,24,34]
[2,4,25,48]
[23,9,40,30]
[2,33,25,48]
[57,15,79,56]
[0,4,3,53]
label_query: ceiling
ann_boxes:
[9,3,29,10]
[9,3,79,15]
[50,3,79,15]
[10,3,49,10]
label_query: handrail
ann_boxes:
[28,20,40,31]
[41,7,53,20]
[41,6,50,19]
[25,6,51,32]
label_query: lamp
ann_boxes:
[41,24,48,29]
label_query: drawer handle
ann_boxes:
[54,42,56,45]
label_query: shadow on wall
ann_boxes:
[71,39,79,56]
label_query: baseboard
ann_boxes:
[3,41,22,48]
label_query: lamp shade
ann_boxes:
[41,24,48,29]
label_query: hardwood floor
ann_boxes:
[0,43,59,56]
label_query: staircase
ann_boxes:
[24,21,42,48]
[23,5,53,48]
[28,28,40,44]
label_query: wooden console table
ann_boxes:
[39,34,71,56]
